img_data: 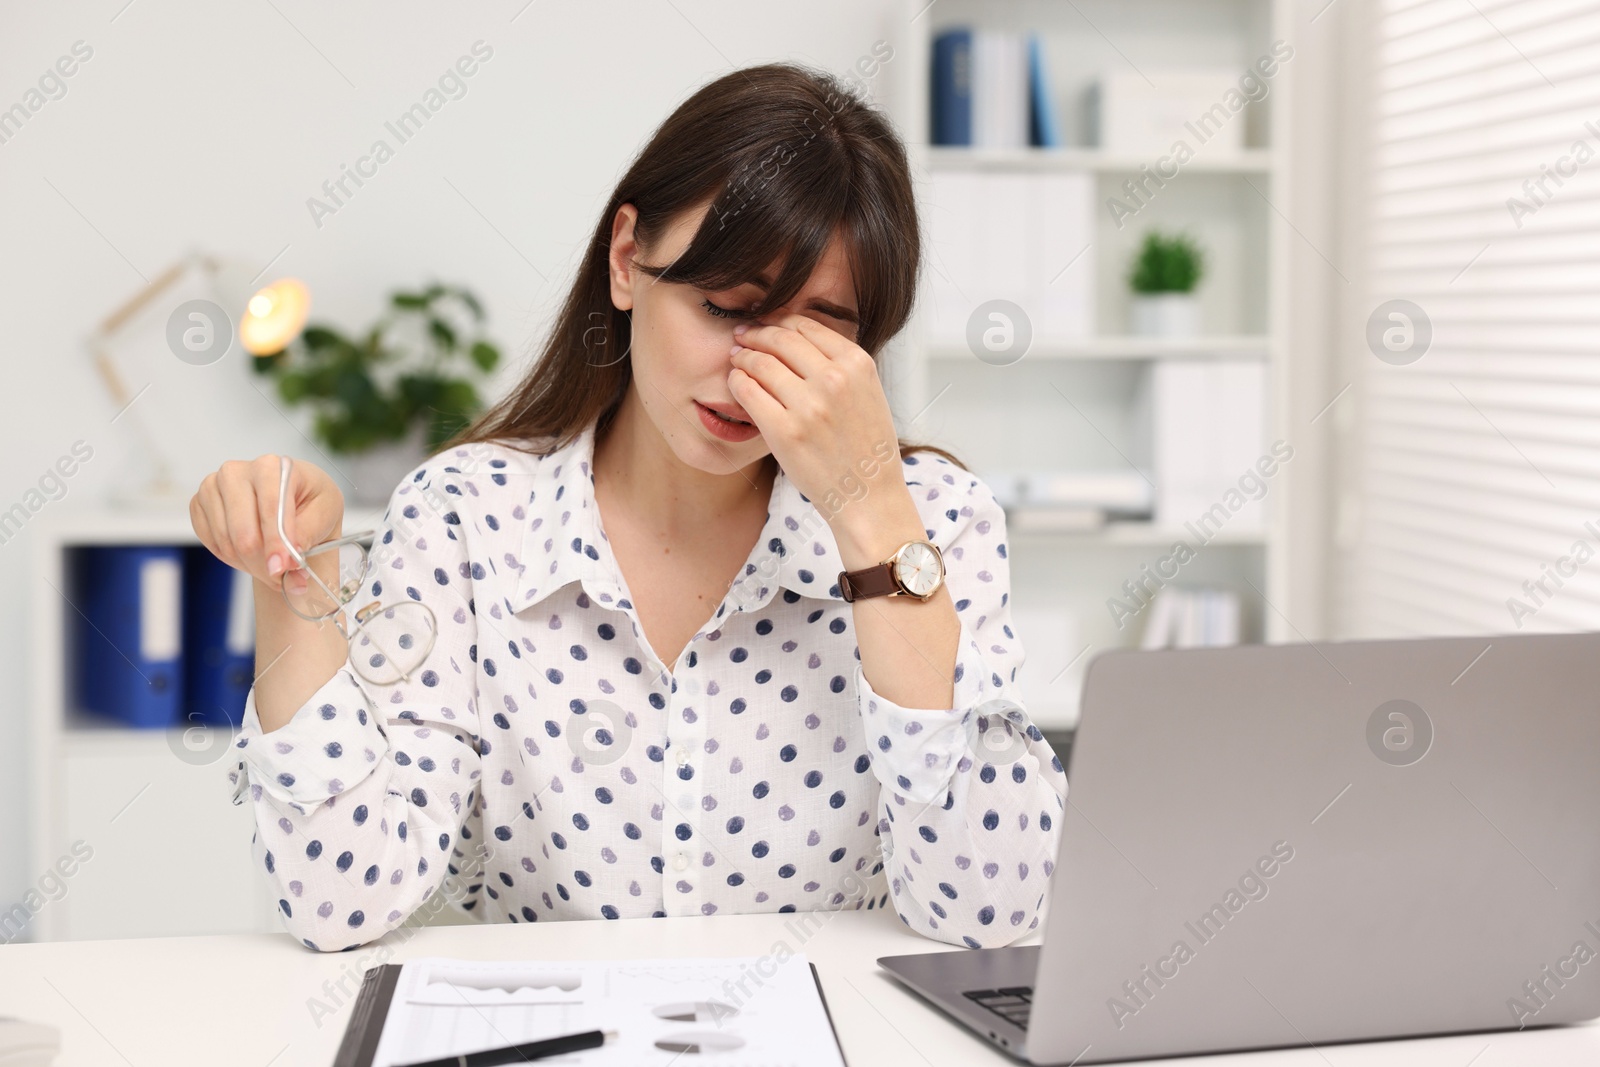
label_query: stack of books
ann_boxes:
[1140,587,1241,649]
[989,470,1154,532]
[932,27,1061,148]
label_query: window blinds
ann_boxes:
[1338,0,1600,638]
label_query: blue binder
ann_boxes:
[1027,32,1061,148]
[73,546,185,728]
[182,546,254,728]
[932,28,973,146]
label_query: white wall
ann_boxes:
[0,0,908,928]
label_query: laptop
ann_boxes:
[879,632,1600,1063]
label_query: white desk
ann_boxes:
[3,909,1597,1065]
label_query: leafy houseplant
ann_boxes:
[254,284,502,503]
[1128,231,1205,337]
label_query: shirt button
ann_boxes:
[676,748,690,767]
[672,852,689,872]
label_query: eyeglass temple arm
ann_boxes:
[275,455,349,615]
[277,455,308,569]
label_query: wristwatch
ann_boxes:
[838,539,946,602]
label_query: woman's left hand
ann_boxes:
[727,313,909,527]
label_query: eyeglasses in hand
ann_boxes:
[276,455,438,686]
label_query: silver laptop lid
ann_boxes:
[1029,632,1600,1064]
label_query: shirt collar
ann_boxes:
[511,421,627,614]
[723,465,848,613]
[511,420,848,616]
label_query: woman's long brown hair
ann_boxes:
[443,62,960,468]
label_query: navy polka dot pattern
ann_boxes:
[225,420,1067,952]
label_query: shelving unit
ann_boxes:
[1006,520,1266,547]
[887,0,1295,727]
[926,335,1271,361]
[927,146,1277,174]
[26,504,383,942]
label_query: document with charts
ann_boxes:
[367,953,847,1066]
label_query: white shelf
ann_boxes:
[927,335,1272,361]
[926,146,1278,175]
[894,0,1294,653]
[1006,516,1268,547]
[37,505,389,545]
[60,720,197,754]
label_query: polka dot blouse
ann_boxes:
[226,419,1068,952]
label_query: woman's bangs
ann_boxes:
[644,144,850,318]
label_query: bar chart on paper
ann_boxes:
[365,955,847,1067]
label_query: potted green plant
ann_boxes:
[253,283,501,505]
[1128,230,1204,337]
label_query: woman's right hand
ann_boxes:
[190,455,345,596]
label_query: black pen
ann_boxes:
[394,1028,617,1067]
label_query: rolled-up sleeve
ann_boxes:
[857,460,1069,949]
[224,455,488,951]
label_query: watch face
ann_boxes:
[894,541,943,597]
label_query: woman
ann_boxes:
[193,63,1066,953]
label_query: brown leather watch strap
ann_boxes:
[838,562,901,602]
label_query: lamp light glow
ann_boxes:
[240,278,310,355]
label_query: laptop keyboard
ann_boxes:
[963,986,1033,1030]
